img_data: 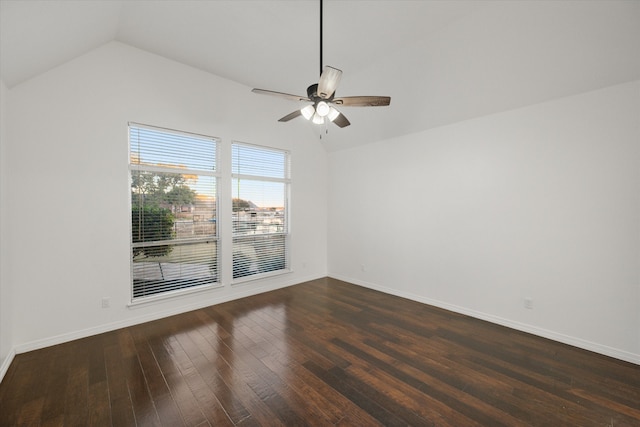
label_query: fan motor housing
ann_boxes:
[307,83,334,102]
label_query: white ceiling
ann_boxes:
[1,0,639,150]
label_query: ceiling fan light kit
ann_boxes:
[251,0,390,129]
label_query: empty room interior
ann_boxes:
[0,0,639,425]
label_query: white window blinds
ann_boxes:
[129,124,219,300]
[232,143,290,281]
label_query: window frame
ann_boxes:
[231,141,292,284]
[128,122,221,304]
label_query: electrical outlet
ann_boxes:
[524,297,533,310]
[360,264,366,272]
[101,297,110,308]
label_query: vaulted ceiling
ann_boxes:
[1,0,639,150]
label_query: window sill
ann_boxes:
[231,268,292,286]
[128,282,223,308]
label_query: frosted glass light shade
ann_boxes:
[316,101,330,117]
[301,105,315,120]
[327,107,340,122]
[312,112,325,125]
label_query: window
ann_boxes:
[232,142,290,281]
[129,124,219,301]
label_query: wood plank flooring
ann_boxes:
[1,277,639,426]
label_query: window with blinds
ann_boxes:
[129,124,219,301]
[232,142,290,281]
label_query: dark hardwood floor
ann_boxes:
[1,278,639,426]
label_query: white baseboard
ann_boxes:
[13,272,326,356]
[0,348,16,384]
[8,272,635,377]
[329,274,640,366]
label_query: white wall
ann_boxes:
[4,41,328,353]
[328,80,640,364]
[0,78,13,374]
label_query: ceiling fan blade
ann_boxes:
[332,112,350,128]
[317,66,342,99]
[333,96,391,107]
[278,110,303,122]
[252,88,310,102]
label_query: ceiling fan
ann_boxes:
[251,0,390,128]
